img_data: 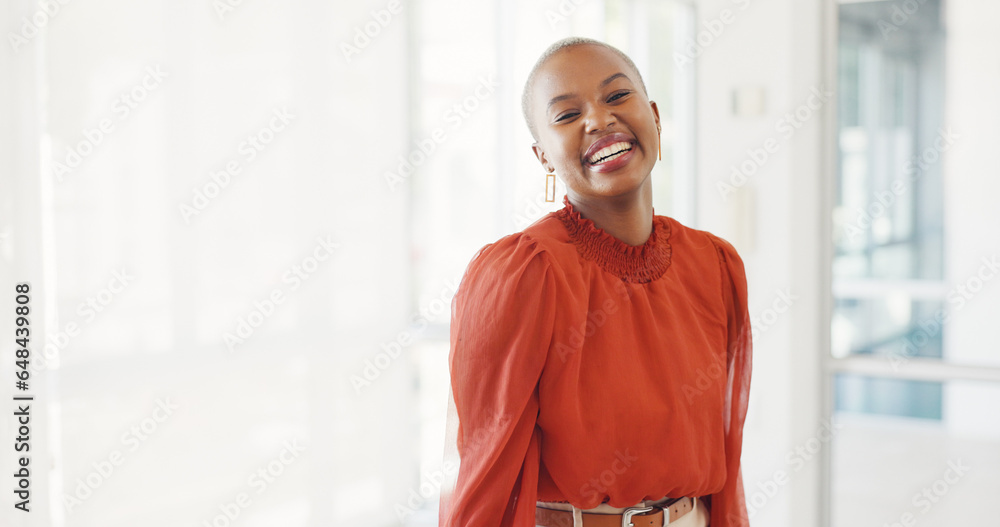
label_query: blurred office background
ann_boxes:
[0,0,997,525]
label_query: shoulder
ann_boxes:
[522,210,573,249]
[456,212,580,297]
[462,230,548,278]
[706,230,744,270]
[456,231,550,300]
[659,214,745,268]
[469,211,575,270]
[683,224,749,306]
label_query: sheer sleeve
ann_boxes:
[438,233,555,527]
[706,235,753,526]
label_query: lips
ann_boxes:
[584,132,637,172]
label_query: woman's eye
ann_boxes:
[608,91,630,102]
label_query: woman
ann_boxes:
[439,37,752,527]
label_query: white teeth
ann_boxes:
[587,141,633,164]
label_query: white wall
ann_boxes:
[0,1,416,525]
[943,0,1000,438]
[694,0,828,525]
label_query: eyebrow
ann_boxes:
[546,72,631,110]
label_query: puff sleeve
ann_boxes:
[438,233,556,527]
[706,235,753,526]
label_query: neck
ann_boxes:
[567,181,654,246]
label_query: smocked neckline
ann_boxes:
[555,194,672,283]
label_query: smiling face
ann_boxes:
[529,44,660,201]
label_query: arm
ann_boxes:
[439,234,556,527]
[706,235,753,526]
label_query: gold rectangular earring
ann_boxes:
[545,173,556,202]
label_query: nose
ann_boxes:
[584,104,616,133]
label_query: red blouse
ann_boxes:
[440,195,752,527]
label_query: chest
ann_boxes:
[543,272,729,414]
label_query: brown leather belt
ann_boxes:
[535,496,695,527]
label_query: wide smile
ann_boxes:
[584,134,638,173]
[587,141,633,165]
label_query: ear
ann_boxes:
[532,142,554,173]
[649,100,661,131]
